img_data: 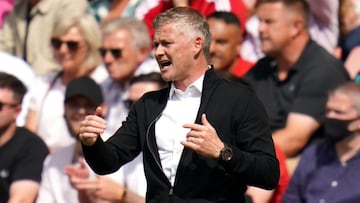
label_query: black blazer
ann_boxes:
[83,68,280,203]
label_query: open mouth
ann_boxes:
[160,61,172,69]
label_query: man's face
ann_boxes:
[326,92,358,120]
[256,2,295,57]
[340,0,359,36]
[208,18,241,71]
[153,23,197,83]
[0,88,20,130]
[64,96,98,137]
[101,29,143,82]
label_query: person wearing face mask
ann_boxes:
[282,81,360,203]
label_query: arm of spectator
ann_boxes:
[25,110,38,134]
[272,112,320,157]
[65,158,145,203]
[8,180,40,203]
[307,0,339,52]
[245,186,274,203]
[308,0,338,27]
[344,46,360,79]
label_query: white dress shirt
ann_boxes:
[155,75,203,186]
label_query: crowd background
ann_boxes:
[0,0,359,202]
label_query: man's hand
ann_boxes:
[181,114,225,159]
[79,107,106,146]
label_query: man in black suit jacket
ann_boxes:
[79,7,279,203]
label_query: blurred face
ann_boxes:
[0,88,20,130]
[208,18,241,71]
[153,23,197,85]
[257,2,295,57]
[64,96,98,137]
[128,82,161,105]
[52,26,88,72]
[101,29,143,82]
[326,92,358,120]
[340,0,359,36]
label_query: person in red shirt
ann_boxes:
[207,11,254,77]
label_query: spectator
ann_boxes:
[79,7,279,203]
[244,0,349,164]
[0,51,35,126]
[99,17,159,141]
[241,0,340,63]
[0,0,88,75]
[0,72,49,203]
[25,13,108,153]
[127,72,168,107]
[337,0,360,79]
[283,82,360,203]
[64,73,167,203]
[207,11,254,77]
[36,76,145,203]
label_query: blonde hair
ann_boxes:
[51,14,102,70]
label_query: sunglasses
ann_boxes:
[51,38,80,51]
[0,101,18,111]
[99,48,122,59]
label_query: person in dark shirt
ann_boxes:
[283,82,360,203]
[0,72,48,202]
[244,0,350,160]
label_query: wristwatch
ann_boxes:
[220,144,233,161]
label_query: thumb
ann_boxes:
[201,113,210,126]
[95,106,103,117]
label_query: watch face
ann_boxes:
[221,147,232,161]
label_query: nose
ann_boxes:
[103,51,115,64]
[154,44,165,58]
[59,43,68,53]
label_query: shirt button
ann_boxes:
[331,180,338,187]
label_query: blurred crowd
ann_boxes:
[0,0,360,203]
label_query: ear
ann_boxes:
[291,17,305,38]
[193,36,203,55]
[13,105,22,121]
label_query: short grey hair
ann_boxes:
[152,7,211,62]
[102,17,151,50]
[331,82,360,114]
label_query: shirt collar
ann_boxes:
[169,74,204,99]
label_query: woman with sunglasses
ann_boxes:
[25,13,108,154]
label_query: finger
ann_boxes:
[95,106,103,117]
[201,113,210,126]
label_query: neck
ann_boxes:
[174,61,209,91]
[274,33,309,81]
[0,123,17,147]
[336,133,360,163]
